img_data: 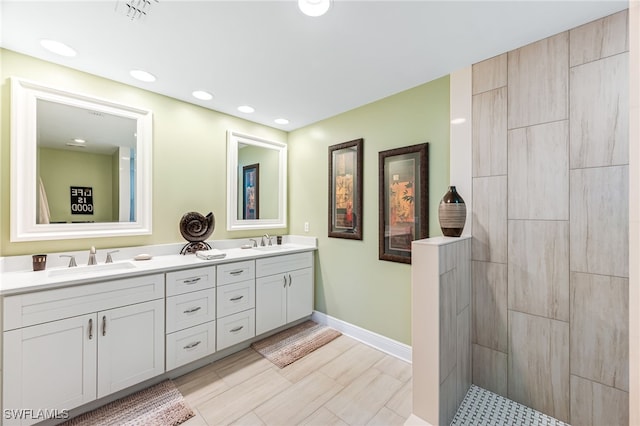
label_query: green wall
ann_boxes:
[0,49,287,255]
[1,49,451,345]
[288,76,450,344]
[39,147,115,223]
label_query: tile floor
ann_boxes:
[175,335,412,426]
[450,385,570,426]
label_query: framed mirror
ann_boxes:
[10,77,153,241]
[227,130,287,230]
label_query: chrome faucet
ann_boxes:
[60,254,77,267]
[88,246,97,265]
[261,234,271,246]
[105,250,119,264]
[249,238,258,247]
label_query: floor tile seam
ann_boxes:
[193,408,211,426]
[366,405,401,425]
[321,401,348,425]
[200,367,293,419]
[180,377,233,405]
[176,371,227,396]
[373,355,413,383]
[296,405,331,426]
[252,373,346,424]
[331,355,388,387]
[279,350,351,381]
[371,364,412,384]
[174,369,222,392]
[327,369,405,423]
[213,349,267,376]
[248,409,268,426]
[219,362,286,388]
[374,371,408,405]
[383,400,410,421]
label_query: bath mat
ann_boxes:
[61,380,194,426]
[251,320,341,368]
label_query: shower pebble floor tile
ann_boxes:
[451,385,570,426]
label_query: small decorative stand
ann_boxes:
[438,186,466,237]
[179,211,215,255]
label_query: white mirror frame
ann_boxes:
[10,77,153,242]
[227,130,287,231]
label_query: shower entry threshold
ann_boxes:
[450,385,570,426]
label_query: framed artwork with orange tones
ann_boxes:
[328,138,363,240]
[379,143,428,263]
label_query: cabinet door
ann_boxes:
[97,299,164,398]
[3,314,97,425]
[286,267,314,323]
[255,274,287,335]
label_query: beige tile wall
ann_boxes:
[471,9,629,424]
[411,237,471,425]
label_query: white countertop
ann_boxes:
[0,236,316,296]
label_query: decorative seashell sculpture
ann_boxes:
[179,211,215,255]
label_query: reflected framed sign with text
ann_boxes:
[378,143,428,263]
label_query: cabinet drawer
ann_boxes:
[217,261,255,286]
[166,321,216,370]
[217,280,255,318]
[3,274,165,331]
[216,309,255,350]
[166,288,216,333]
[166,266,215,296]
[256,252,313,278]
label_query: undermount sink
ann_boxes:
[253,244,294,252]
[48,261,137,277]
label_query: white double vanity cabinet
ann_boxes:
[1,246,315,425]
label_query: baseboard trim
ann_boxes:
[311,310,412,363]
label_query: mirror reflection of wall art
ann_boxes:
[10,77,152,242]
[70,186,94,216]
[328,138,363,240]
[227,130,287,231]
[242,164,259,219]
[378,143,429,264]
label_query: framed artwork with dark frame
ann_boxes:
[378,143,429,263]
[328,138,363,240]
[242,163,259,219]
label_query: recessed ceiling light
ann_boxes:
[192,90,213,101]
[238,105,255,113]
[72,138,86,144]
[130,69,156,82]
[40,39,77,57]
[274,118,290,125]
[298,0,331,17]
[450,117,467,125]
